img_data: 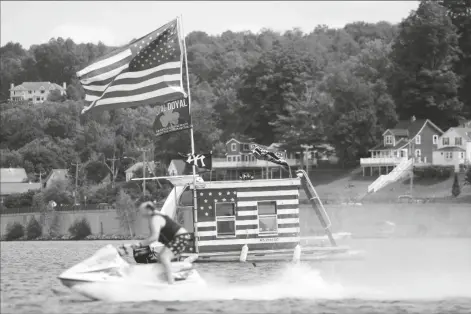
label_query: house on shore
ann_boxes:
[0,168,40,204]
[360,116,444,176]
[9,82,67,104]
[125,161,159,182]
[44,169,69,189]
[211,138,318,180]
[432,126,471,171]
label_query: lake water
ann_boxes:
[1,238,471,313]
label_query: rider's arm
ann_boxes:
[139,215,164,247]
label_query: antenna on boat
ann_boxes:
[178,14,200,252]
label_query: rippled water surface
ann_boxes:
[1,238,471,313]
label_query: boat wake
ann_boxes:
[57,245,471,303]
[152,263,381,302]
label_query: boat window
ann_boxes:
[215,202,236,237]
[215,202,235,217]
[216,218,236,237]
[179,187,193,206]
[258,201,276,215]
[257,201,277,234]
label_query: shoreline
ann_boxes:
[0,234,146,242]
[2,234,471,243]
[1,197,470,216]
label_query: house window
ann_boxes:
[243,144,249,150]
[215,202,236,237]
[257,201,278,234]
[29,91,32,94]
[415,149,421,157]
[231,143,237,152]
[415,135,421,145]
[455,137,462,146]
[445,152,453,159]
[41,90,45,94]
[433,135,438,144]
[385,135,393,145]
[36,97,40,101]
[442,137,450,145]
[460,152,465,159]
[227,156,232,162]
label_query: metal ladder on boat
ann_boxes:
[296,170,337,247]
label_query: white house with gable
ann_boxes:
[433,126,471,170]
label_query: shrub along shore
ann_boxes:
[0,216,144,242]
[0,234,145,242]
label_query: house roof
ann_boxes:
[0,168,28,183]
[0,182,41,196]
[44,169,69,185]
[226,138,241,144]
[168,159,189,175]
[10,82,64,91]
[387,129,409,137]
[225,137,257,146]
[382,119,444,138]
[436,146,466,152]
[369,138,409,151]
[125,161,157,173]
[453,127,471,141]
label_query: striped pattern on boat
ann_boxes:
[195,181,301,251]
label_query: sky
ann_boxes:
[1,1,420,49]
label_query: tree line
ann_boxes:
[1,0,470,194]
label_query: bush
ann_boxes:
[3,190,37,208]
[26,217,42,239]
[452,173,461,197]
[5,222,25,241]
[465,168,471,186]
[86,183,119,204]
[42,180,74,205]
[68,217,92,240]
[413,165,454,180]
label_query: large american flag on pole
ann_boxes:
[77,19,185,115]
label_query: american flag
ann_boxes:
[252,145,289,169]
[195,184,300,253]
[77,19,185,115]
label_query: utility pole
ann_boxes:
[301,144,314,178]
[409,140,415,197]
[106,152,119,188]
[71,160,81,205]
[35,170,46,190]
[137,147,151,199]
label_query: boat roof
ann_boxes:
[193,178,301,189]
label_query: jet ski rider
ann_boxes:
[131,201,192,285]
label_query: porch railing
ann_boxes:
[361,156,429,166]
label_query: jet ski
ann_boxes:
[58,244,205,302]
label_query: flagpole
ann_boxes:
[179,14,199,254]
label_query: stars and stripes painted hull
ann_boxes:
[194,179,301,254]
